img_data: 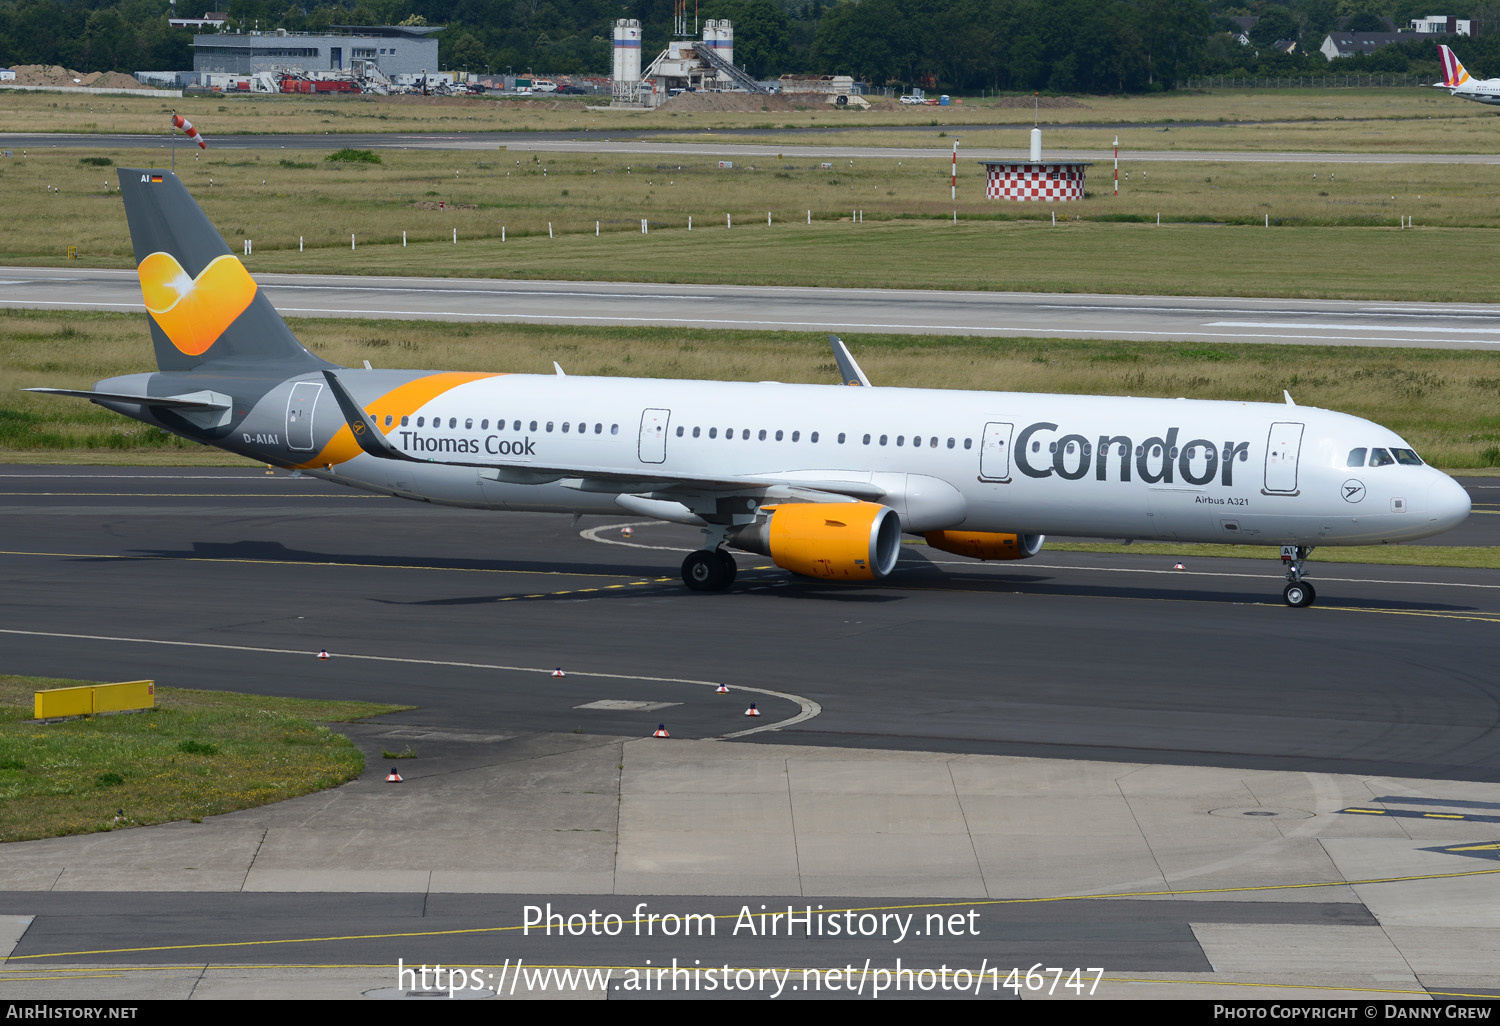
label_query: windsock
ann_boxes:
[171,113,207,149]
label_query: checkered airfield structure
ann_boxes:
[981,161,1091,201]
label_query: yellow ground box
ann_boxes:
[34,680,155,719]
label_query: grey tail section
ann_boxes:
[118,167,333,374]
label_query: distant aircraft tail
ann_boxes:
[1438,44,1471,88]
[117,168,331,374]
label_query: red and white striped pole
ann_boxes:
[1113,135,1119,196]
[951,140,958,201]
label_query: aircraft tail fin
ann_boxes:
[1439,44,1471,88]
[118,168,331,374]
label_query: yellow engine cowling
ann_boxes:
[924,531,1045,561]
[729,502,902,580]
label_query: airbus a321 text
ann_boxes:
[29,169,1471,607]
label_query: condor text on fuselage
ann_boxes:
[1012,422,1250,486]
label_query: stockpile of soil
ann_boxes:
[992,95,1091,109]
[9,65,143,89]
[657,92,819,113]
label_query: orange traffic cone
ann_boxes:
[386,768,403,782]
[745,703,761,717]
[652,724,670,738]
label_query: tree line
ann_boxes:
[1,0,1494,91]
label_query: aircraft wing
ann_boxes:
[830,335,872,387]
[320,370,885,502]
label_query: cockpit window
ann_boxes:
[1368,448,1395,467]
[1346,448,1367,468]
[1391,448,1424,466]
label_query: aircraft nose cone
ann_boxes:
[1426,473,1471,531]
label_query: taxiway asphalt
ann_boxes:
[1,466,1497,999]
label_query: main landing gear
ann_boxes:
[682,548,738,592]
[1281,545,1316,608]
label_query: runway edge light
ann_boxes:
[317,649,330,660]
[715,683,729,694]
[745,703,760,717]
[386,768,403,783]
[653,724,670,737]
[552,667,566,678]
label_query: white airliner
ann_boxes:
[29,169,1471,607]
[1435,44,1500,104]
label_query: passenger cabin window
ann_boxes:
[1347,448,1367,468]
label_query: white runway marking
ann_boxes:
[1210,320,1500,336]
[0,628,821,739]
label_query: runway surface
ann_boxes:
[9,265,1500,349]
[5,130,1498,165]
[2,465,1497,781]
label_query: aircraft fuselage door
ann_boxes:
[1263,421,1304,494]
[638,408,670,464]
[979,421,1014,481]
[286,381,322,452]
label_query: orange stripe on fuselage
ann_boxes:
[293,370,500,469]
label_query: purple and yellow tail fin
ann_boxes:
[1439,44,1471,88]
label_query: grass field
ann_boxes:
[6,308,1499,469]
[0,86,1490,139]
[0,675,407,841]
[7,146,1500,300]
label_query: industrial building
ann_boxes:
[192,24,441,79]
[612,17,765,107]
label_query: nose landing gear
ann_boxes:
[1281,545,1316,607]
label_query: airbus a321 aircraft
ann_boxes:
[29,169,1471,607]
[1434,44,1500,104]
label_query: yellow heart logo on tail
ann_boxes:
[137,252,257,356]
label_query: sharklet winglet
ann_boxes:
[321,371,423,463]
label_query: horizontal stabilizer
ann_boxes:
[23,387,230,411]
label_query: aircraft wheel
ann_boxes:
[716,548,738,587]
[682,550,728,591]
[1283,582,1316,608]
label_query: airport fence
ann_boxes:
[1178,73,1428,89]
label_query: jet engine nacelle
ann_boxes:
[729,502,902,580]
[924,530,1045,561]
